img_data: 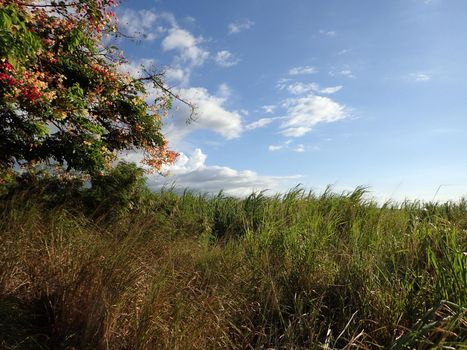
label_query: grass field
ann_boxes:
[0,174,466,349]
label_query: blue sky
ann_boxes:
[116,0,467,201]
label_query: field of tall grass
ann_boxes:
[0,166,466,349]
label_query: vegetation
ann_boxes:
[0,169,465,349]
[0,0,177,176]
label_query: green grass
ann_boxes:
[0,184,466,349]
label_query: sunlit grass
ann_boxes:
[0,184,465,349]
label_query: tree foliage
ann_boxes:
[0,0,178,176]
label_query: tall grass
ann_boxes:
[0,182,465,349]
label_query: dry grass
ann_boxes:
[0,186,465,349]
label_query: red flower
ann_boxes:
[0,72,16,86]
[23,87,43,102]
[0,61,14,72]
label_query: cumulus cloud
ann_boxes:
[228,19,254,34]
[163,86,243,144]
[288,66,318,75]
[119,8,168,40]
[164,66,189,84]
[119,9,210,86]
[162,28,209,67]
[118,58,157,78]
[280,95,346,137]
[214,50,240,67]
[148,149,301,196]
[118,56,201,89]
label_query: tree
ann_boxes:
[0,0,179,177]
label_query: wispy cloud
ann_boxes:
[330,69,356,78]
[288,66,318,75]
[337,48,352,55]
[214,50,240,67]
[294,144,306,152]
[284,82,320,94]
[268,140,292,151]
[339,70,355,78]
[281,82,343,95]
[268,144,284,151]
[228,19,254,34]
[319,29,336,37]
[246,117,281,130]
[216,83,232,99]
[409,72,431,82]
[320,85,343,94]
[261,105,277,114]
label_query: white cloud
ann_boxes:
[118,58,157,78]
[267,140,292,151]
[228,19,254,34]
[246,118,276,130]
[337,49,351,55]
[276,78,292,90]
[164,66,189,84]
[330,69,355,78]
[162,28,209,67]
[268,144,284,151]
[120,62,187,86]
[280,95,346,137]
[280,126,312,137]
[148,149,301,196]
[119,10,208,86]
[261,105,276,114]
[183,16,196,23]
[119,8,167,40]
[294,144,306,152]
[339,70,355,78]
[285,82,320,95]
[319,85,343,94]
[281,82,343,95]
[409,73,431,82]
[214,50,240,67]
[164,86,243,144]
[288,66,318,75]
[217,83,232,99]
[319,29,336,37]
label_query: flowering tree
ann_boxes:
[0,0,179,176]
